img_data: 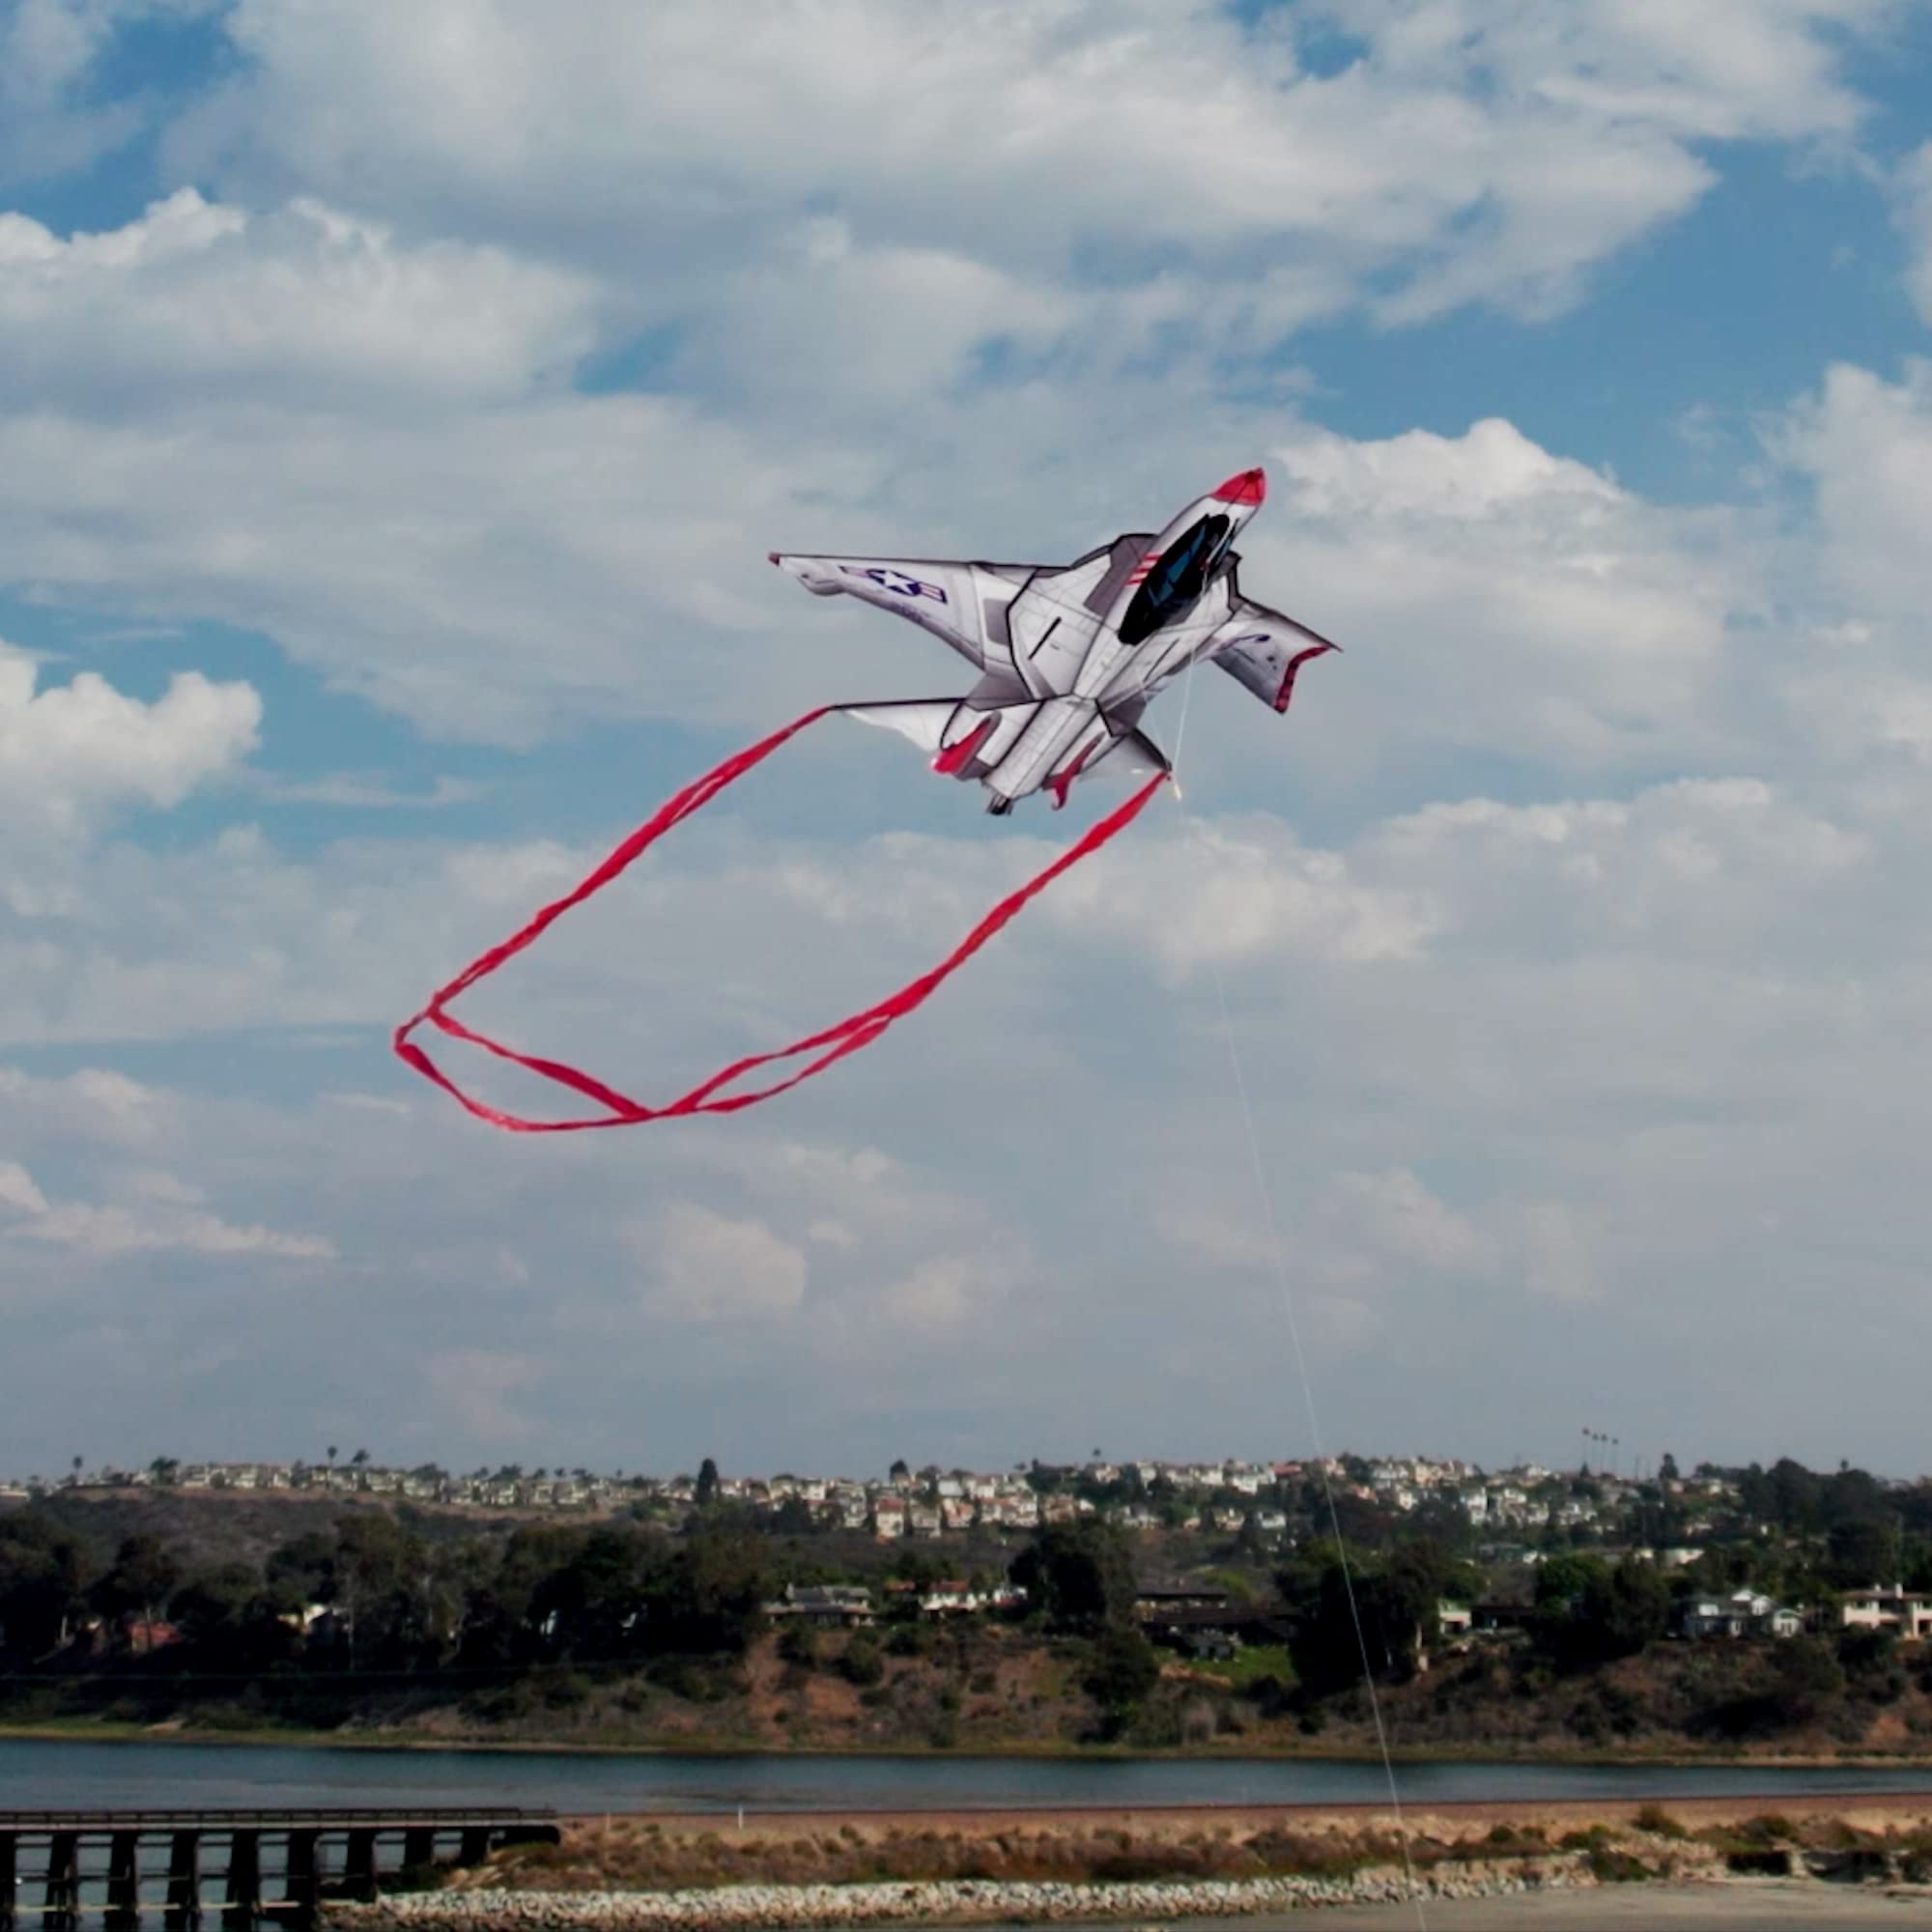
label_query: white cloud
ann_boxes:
[1365,774,1867,961]
[1331,1167,1499,1275]
[0,1159,49,1217]
[13,1198,335,1258]
[1505,1201,1603,1303]
[4,0,1932,1475]
[0,1149,333,1257]
[639,1203,808,1321]
[1044,813,1438,979]
[0,0,149,185]
[881,1255,988,1332]
[1777,363,1932,729]
[423,1349,538,1445]
[0,394,815,743]
[0,190,600,409]
[0,641,260,835]
[1890,138,1932,324]
[170,0,1888,334]
[0,1065,170,1142]
[1242,416,1761,781]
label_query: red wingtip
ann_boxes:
[767,552,781,565]
[1209,467,1265,506]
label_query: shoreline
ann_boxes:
[5,1723,1932,1773]
[322,1872,1932,1931]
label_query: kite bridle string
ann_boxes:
[1166,654,1427,1929]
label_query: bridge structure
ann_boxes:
[0,1808,561,1931]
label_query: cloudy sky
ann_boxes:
[6,0,1932,1485]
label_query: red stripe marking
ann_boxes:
[931,715,997,776]
[1273,641,1337,714]
[1046,741,1095,810]
[393,709,1169,1131]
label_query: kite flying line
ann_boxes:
[392,701,1168,1131]
[1161,664,1427,1930]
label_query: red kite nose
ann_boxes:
[1209,467,1265,506]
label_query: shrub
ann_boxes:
[1634,1804,1687,1839]
[1586,1849,1651,1884]
[1083,1628,1160,1709]
[838,1632,885,1688]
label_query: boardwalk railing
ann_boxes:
[0,1808,560,1931]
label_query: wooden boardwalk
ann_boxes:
[0,1807,559,1931]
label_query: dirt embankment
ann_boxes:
[315,1796,1932,1932]
[467,1792,1932,1892]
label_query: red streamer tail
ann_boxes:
[393,706,1167,1131]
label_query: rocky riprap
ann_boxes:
[326,1861,1594,1928]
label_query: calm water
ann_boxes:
[3,1737,1930,1811]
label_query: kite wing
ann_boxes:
[769,553,1047,674]
[1208,596,1342,714]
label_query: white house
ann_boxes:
[1674,1589,1800,1639]
[1841,1586,1932,1640]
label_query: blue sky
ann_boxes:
[6,0,1932,1484]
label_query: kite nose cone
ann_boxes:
[1209,467,1265,506]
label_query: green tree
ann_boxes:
[769,1496,818,1537]
[695,1458,720,1508]
[534,1526,659,1658]
[1826,1516,1901,1589]
[1283,1542,1450,1693]
[1532,1556,1668,1667]
[170,1563,261,1639]
[91,1534,181,1650]
[0,1511,87,1656]
[330,1511,414,1661]
[646,1529,767,1654]
[1576,1559,1671,1662]
[1009,1521,1138,1634]
[263,1530,337,1613]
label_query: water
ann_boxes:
[3,1737,1928,1812]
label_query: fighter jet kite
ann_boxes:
[770,468,1339,813]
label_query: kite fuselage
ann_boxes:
[941,470,1267,811]
[770,466,1322,812]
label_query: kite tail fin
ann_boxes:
[1114,723,1171,778]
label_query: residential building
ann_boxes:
[1841,1586,1932,1640]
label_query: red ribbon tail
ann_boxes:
[394,707,1168,1131]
